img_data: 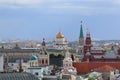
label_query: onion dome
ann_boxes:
[30,55,38,60]
[56,32,64,38]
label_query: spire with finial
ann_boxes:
[79,21,84,38]
[79,21,84,46]
[86,28,90,38]
[41,38,46,50]
[42,38,46,46]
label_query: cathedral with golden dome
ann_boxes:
[53,32,68,50]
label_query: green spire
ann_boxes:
[79,22,84,38]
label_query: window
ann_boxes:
[32,62,34,66]
[46,60,48,64]
[66,64,68,67]
[35,72,39,76]
[42,59,44,64]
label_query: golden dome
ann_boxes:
[56,32,64,38]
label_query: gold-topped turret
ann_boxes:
[56,32,64,38]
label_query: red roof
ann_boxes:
[93,65,114,72]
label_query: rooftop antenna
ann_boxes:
[86,28,90,37]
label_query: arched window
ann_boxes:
[46,60,48,64]
[42,59,44,64]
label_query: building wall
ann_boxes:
[0,56,3,72]
[73,62,120,74]
[26,68,44,80]
[0,52,39,63]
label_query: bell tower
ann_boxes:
[39,38,49,66]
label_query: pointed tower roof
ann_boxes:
[79,21,84,38]
[86,28,90,38]
[42,38,46,46]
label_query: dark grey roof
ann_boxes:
[0,72,39,80]
[43,76,57,80]
[62,74,71,79]
[28,67,42,69]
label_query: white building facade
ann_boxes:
[62,48,77,74]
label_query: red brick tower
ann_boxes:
[83,28,92,61]
[84,28,92,54]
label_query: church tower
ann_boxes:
[62,47,77,74]
[84,28,92,54]
[78,21,84,54]
[38,38,49,66]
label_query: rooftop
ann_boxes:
[93,65,114,72]
[0,72,39,80]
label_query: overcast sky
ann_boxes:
[0,0,120,40]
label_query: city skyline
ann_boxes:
[0,0,120,40]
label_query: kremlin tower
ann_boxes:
[77,21,118,62]
[84,28,92,54]
[79,21,84,46]
[78,21,84,55]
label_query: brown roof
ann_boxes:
[93,65,114,72]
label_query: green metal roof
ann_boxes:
[79,24,84,38]
[29,55,38,60]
